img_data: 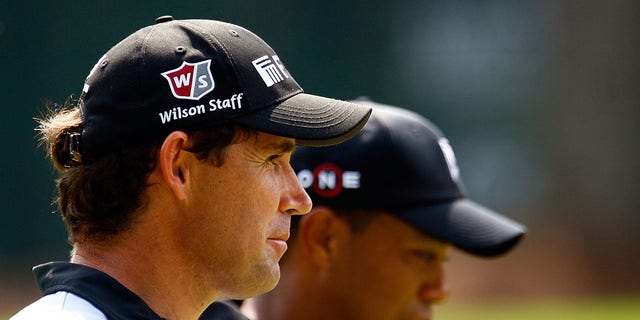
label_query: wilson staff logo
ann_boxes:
[162,60,215,100]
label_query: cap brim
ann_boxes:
[393,199,526,257]
[233,93,372,146]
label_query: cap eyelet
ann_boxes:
[229,30,240,37]
[99,59,109,68]
[175,46,186,54]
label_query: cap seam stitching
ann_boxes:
[139,24,159,112]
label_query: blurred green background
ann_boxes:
[1,0,639,317]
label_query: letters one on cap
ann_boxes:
[162,60,215,100]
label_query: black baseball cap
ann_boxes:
[77,16,372,160]
[291,100,526,257]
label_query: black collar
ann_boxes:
[33,261,165,320]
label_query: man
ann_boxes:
[11,16,371,320]
[239,100,526,320]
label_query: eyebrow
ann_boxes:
[414,234,450,248]
[277,140,296,153]
[264,139,296,154]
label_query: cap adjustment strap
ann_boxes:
[67,132,83,167]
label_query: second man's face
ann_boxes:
[330,212,450,320]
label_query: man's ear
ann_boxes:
[298,206,349,270]
[158,131,190,200]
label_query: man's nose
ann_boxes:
[280,165,313,215]
[418,279,450,304]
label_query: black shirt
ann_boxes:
[33,261,165,319]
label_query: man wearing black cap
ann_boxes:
[10,17,371,320]
[238,100,526,320]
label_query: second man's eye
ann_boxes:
[413,250,448,264]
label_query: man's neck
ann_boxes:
[242,269,331,320]
[71,234,215,319]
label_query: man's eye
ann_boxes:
[264,154,285,167]
[414,250,447,264]
[267,154,281,162]
[423,252,438,262]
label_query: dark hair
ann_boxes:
[37,99,253,243]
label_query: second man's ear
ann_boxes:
[298,206,352,271]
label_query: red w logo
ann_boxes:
[161,60,215,100]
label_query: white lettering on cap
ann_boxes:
[252,55,289,87]
[438,138,460,182]
[297,164,360,198]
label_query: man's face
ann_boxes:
[178,131,312,299]
[331,212,450,320]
